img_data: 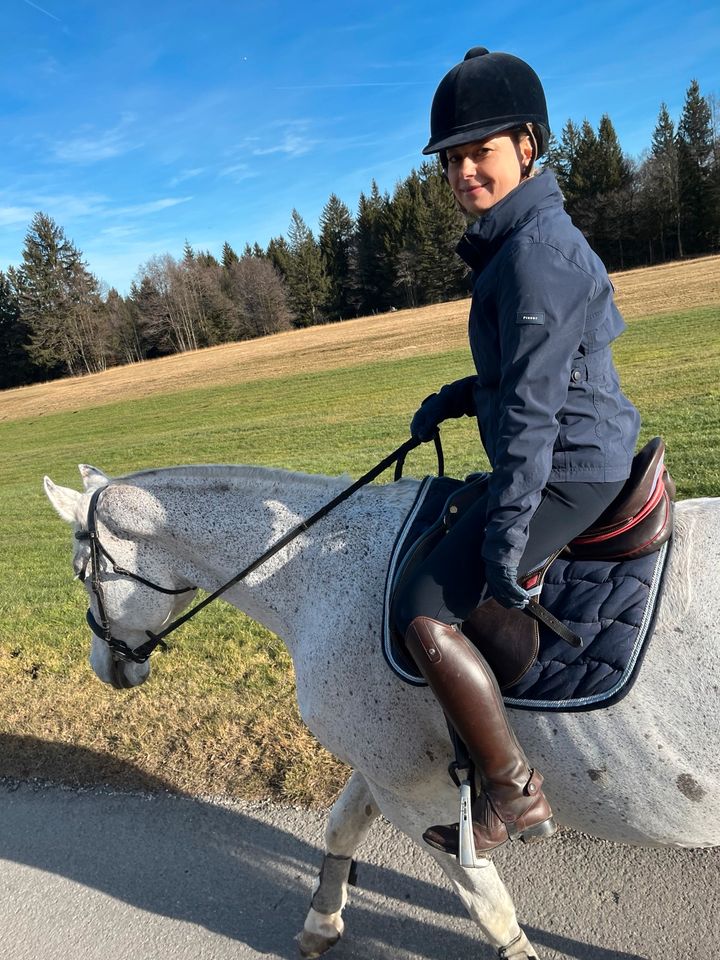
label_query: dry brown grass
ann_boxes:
[0,656,349,805]
[3,255,719,424]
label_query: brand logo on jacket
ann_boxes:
[516,311,545,325]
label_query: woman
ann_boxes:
[394,47,641,856]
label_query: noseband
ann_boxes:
[76,485,195,664]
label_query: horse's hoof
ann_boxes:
[497,930,539,959]
[296,930,341,958]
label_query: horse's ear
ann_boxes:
[43,477,83,524]
[79,464,109,490]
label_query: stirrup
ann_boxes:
[458,778,481,868]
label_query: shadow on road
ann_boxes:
[0,737,485,959]
[0,737,713,960]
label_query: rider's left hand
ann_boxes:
[484,561,530,610]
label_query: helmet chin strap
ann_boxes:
[522,123,539,179]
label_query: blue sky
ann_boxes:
[2,0,718,294]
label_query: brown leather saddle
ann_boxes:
[399,437,675,689]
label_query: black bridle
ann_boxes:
[77,484,196,664]
[77,436,441,665]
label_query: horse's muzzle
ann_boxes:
[109,657,149,689]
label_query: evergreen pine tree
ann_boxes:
[594,115,634,268]
[677,79,714,253]
[544,121,580,194]
[350,181,394,315]
[416,159,468,302]
[385,170,425,308]
[384,161,468,308]
[319,194,355,320]
[12,212,108,375]
[644,103,682,259]
[571,120,602,197]
[0,269,35,387]
[596,115,630,193]
[266,236,292,279]
[285,209,329,327]
[563,120,602,241]
[222,241,239,269]
[708,93,720,249]
[195,250,220,269]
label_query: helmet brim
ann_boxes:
[422,118,546,155]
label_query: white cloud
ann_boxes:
[35,193,109,218]
[0,192,112,226]
[169,167,206,187]
[252,130,318,158]
[51,119,140,165]
[98,225,141,239]
[0,205,37,226]
[116,197,193,217]
[52,132,131,163]
[22,0,61,22]
[219,163,258,183]
[0,190,192,233]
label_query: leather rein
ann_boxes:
[77,436,441,665]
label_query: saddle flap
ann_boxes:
[462,600,539,690]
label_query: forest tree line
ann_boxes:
[1,79,718,389]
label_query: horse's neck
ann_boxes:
[120,464,420,646]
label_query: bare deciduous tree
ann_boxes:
[224,256,293,339]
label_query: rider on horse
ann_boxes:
[394,47,641,856]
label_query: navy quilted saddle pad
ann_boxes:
[382,476,672,712]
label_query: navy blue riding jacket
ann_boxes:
[439,169,641,570]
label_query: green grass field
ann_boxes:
[0,302,719,803]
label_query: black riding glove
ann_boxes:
[484,560,531,610]
[409,376,477,442]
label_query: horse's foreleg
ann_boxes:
[429,851,540,959]
[297,771,380,958]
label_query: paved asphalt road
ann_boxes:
[0,780,717,960]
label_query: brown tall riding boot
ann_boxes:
[405,615,557,855]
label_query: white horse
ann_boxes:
[44,462,720,960]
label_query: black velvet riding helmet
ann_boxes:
[423,47,550,157]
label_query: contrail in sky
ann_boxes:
[22,0,61,22]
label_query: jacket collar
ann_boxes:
[456,169,563,273]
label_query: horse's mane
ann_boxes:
[118,462,349,488]
[115,463,419,503]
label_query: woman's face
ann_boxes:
[446,134,533,217]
